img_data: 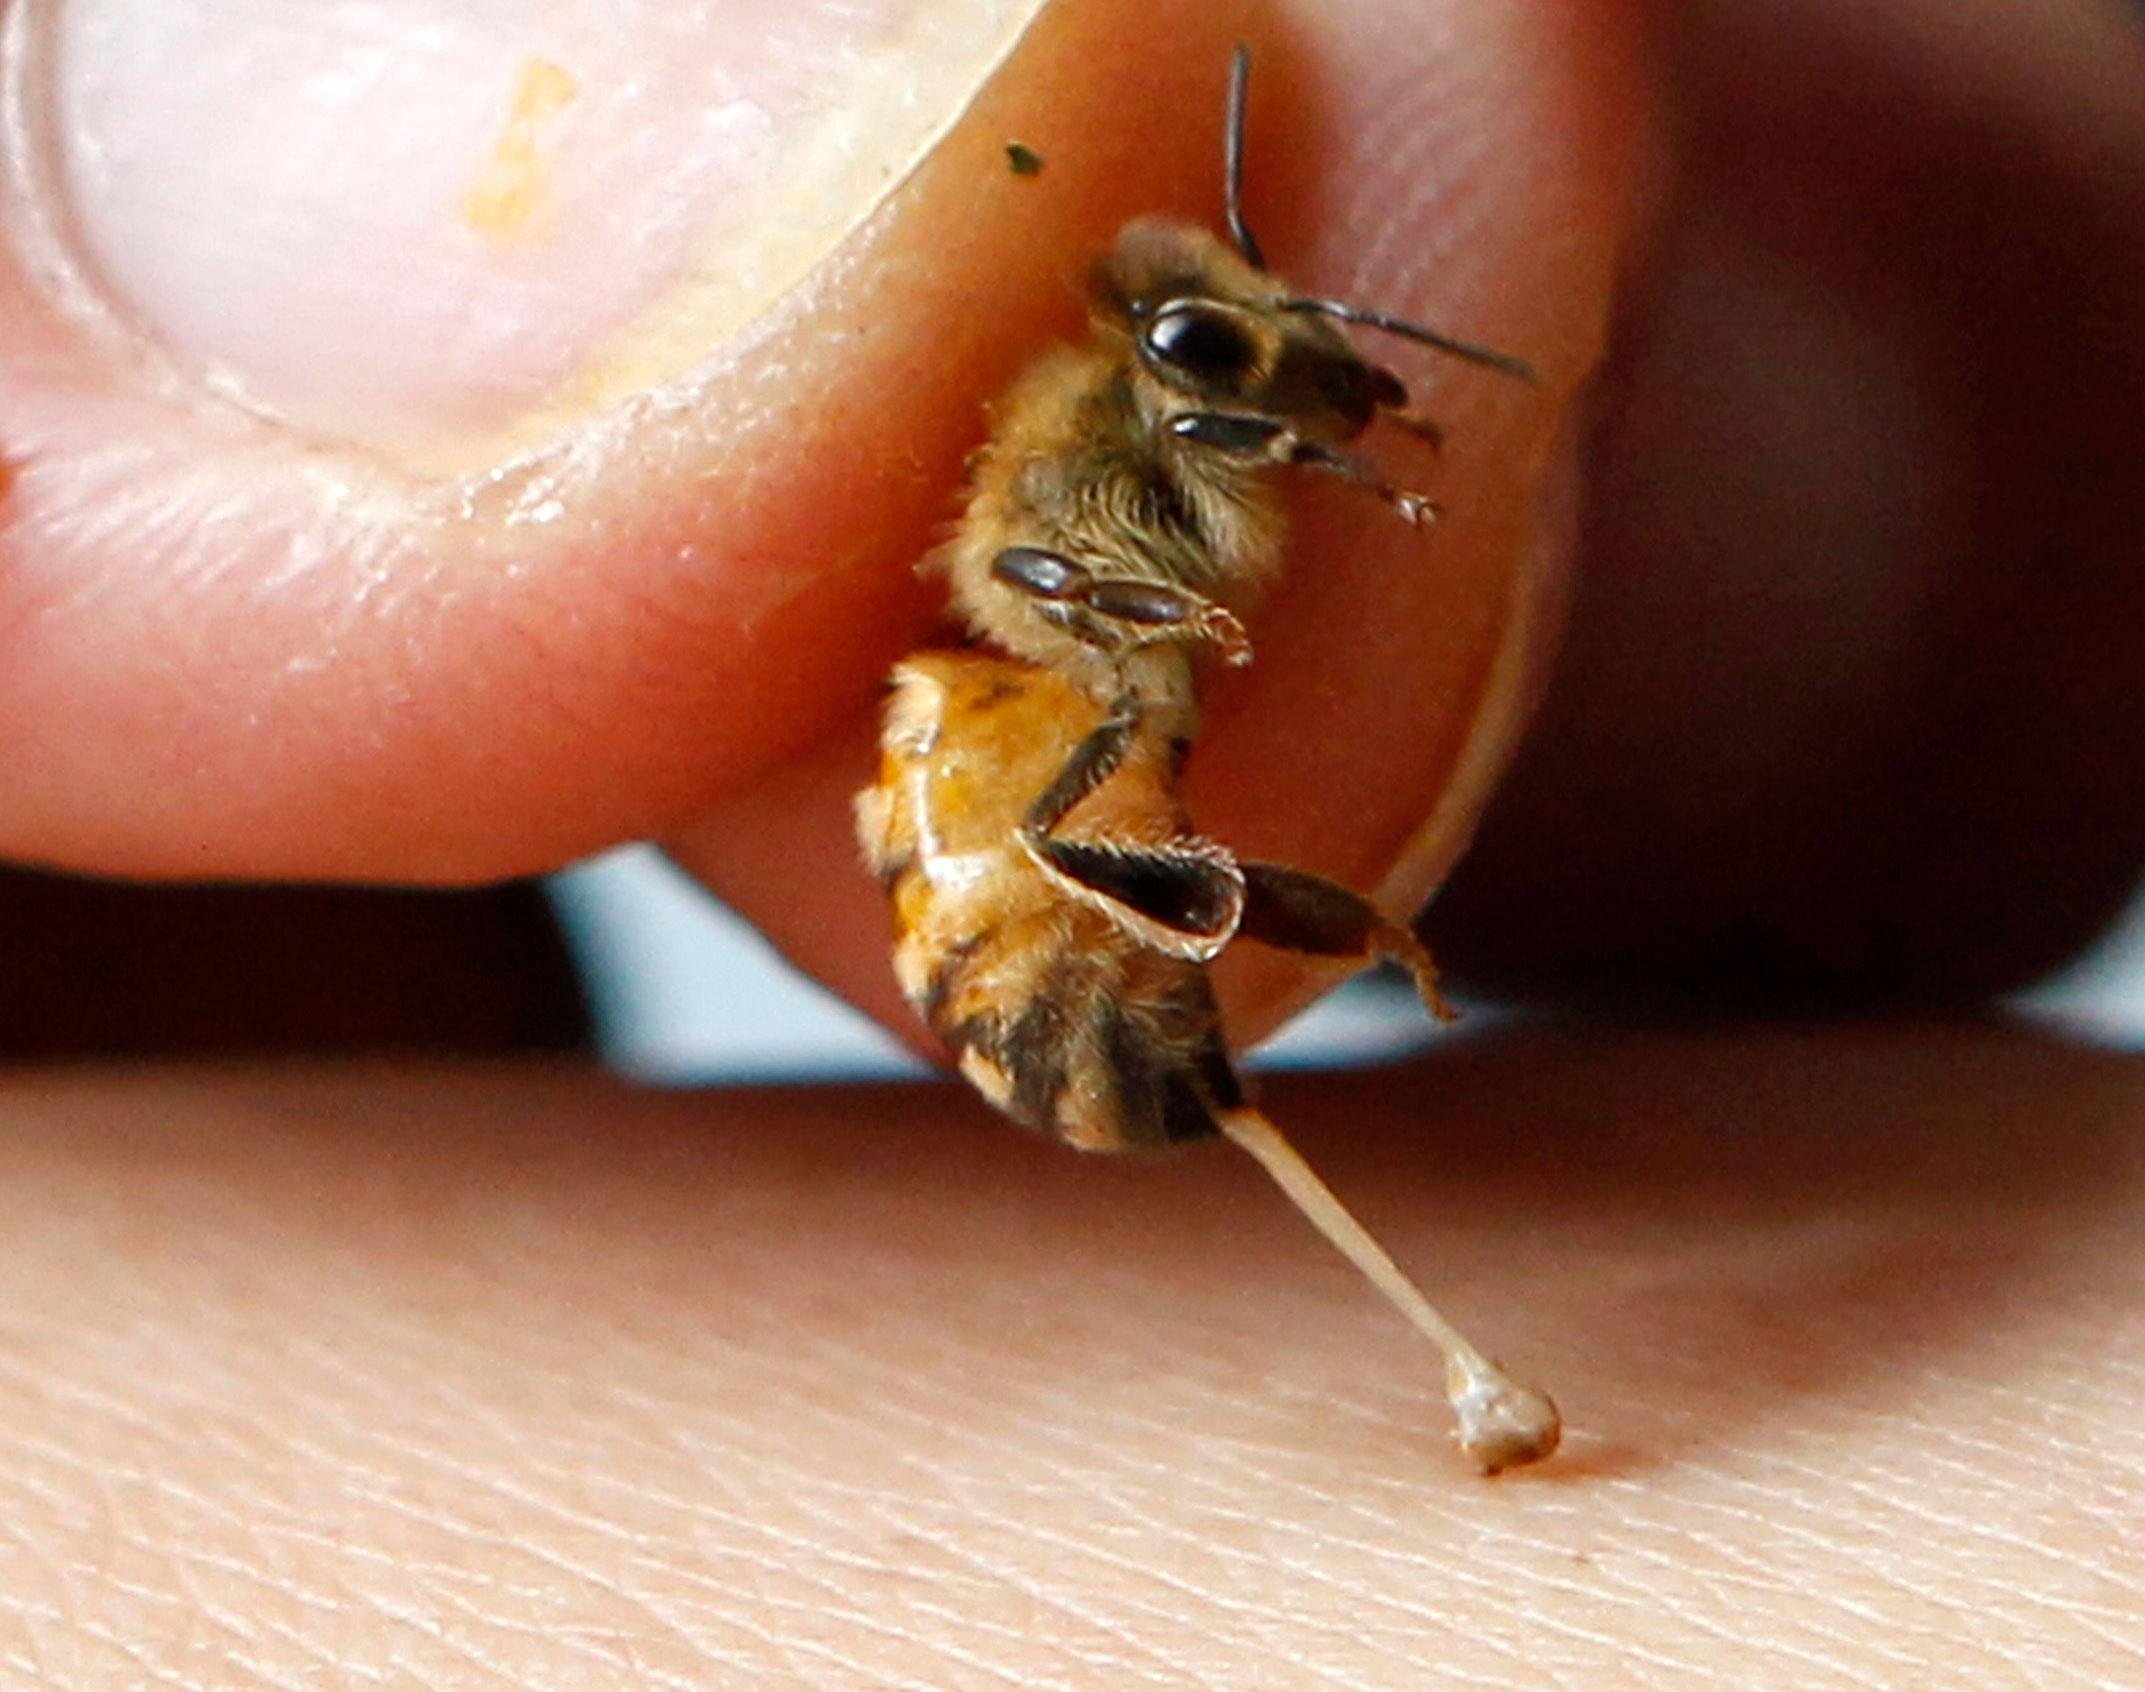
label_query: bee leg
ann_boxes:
[1167,412,1290,456]
[1389,411,1447,453]
[1286,441,1441,528]
[1165,415,1438,528]
[1014,691,1245,952]
[1238,861,1456,1022]
[1020,687,1145,840]
[991,546,1251,664]
[1086,579,1252,665]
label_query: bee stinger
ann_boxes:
[856,653,1560,1474]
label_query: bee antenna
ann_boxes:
[1224,44,1266,271]
[1219,1106,1561,1474]
[1282,297,1538,384]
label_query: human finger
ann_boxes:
[1435,0,2145,1005]
[673,0,1646,1040]
[0,0,1278,878]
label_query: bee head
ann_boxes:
[1095,220,1412,442]
[1089,46,1534,445]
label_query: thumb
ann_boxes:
[0,0,1645,1049]
[0,0,1258,877]
[670,0,1647,1041]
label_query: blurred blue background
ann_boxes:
[550,846,2145,1083]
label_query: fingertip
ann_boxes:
[0,0,1260,878]
[684,0,1654,1043]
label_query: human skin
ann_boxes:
[2,0,2144,1682]
[3,1024,2141,1686]
[1,0,2137,1025]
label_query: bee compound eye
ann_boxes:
[1143,303,1257,385]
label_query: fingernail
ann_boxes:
[21,0,1034,456]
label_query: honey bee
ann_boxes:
[940,46,1533,764]
[856,652,1559,1472]
[854,47,1557,1470]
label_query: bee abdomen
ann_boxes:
[1096,994,1240,1148]
[930,931,1237,1152]
[913,918,1089,1132]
